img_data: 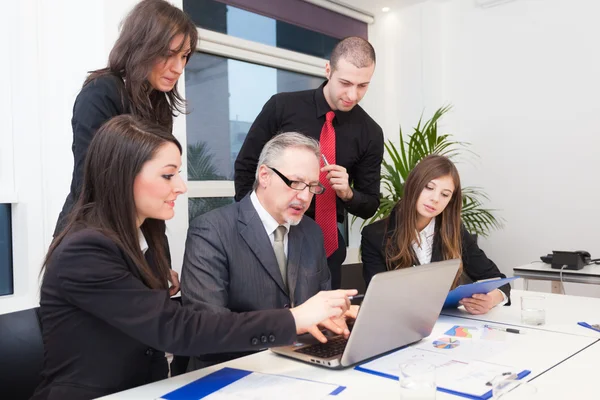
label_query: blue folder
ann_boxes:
[160,367,345,399]
[443,276,520,309]
[577,322,600,333]
[354,364,531,400]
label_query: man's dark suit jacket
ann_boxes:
[360,210,511,302]
[181,195,331,369]
[31,228,297,400]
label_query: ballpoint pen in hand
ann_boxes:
[484,324,523,334]
[348,294,364,301]
[321,154,330,166]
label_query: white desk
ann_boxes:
[526,340,600,399]
[513,262,600,294]
[100,290,600,399]
[442,289,600,338]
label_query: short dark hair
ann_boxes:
[330,36,376,71]
[44,115,182,290]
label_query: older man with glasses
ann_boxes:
[181,132,342,371]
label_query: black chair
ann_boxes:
[0,307,44,400]
[341,262,366,304]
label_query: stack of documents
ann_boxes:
[159,367,345,400]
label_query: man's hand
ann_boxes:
[301,305,360,343]
[168,270,180,296]
[321,164,353,201]
[459,289,504,315]
[291,289,356,339]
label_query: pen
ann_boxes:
[577,322,600,333]
[321,154,330,166]
[348,294,364,301]
[484,324,522,334]
[485,372,517,386]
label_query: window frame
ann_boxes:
[185,28,328,200]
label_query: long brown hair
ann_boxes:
[385,155,463,286]
[87,0,198,131]
[44,115,182,290]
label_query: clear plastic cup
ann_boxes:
[520,295,546,325]
[493,379,537,399]
[398,359,436,399]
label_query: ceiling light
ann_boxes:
[382,7,390,12]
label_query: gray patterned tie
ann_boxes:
[273,225,288,289]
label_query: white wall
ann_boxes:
[0,0,188,315]
[361,0,600,297]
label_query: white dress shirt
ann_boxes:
[412,218,436,265]
[411,218,507,306]
[138,228,148,254]
[251,191,291,257]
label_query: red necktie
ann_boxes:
[316,111,338,257]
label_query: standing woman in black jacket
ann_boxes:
[52,0,196,381]
[361,155,510,315]
[32,115,354,400]
[55,0,198,235]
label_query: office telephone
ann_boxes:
[541,250,595,270]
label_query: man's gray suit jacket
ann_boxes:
[181,194,331,317]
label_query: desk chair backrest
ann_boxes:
[0,307,44,400]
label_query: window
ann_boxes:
[182,0,367,228]
[185,52,324,183]
[184,0,356,60]
[0,204,13,296]
[189,197,234,221]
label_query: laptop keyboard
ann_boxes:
[294,336,348,358]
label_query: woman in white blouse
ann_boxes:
[360,155,509,315]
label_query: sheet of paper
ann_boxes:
[415,334,507,363]
[437,361,518,397]
[359,346,466,376]
[202,372,341,400]
[357,347,525,398]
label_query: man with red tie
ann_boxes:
[234,37,384,289]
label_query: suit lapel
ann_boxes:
[431,221,443,262]
[286,225,304,307]
[238,196,288,295]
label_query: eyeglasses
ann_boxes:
[267,166,326,195]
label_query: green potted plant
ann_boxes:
[361,105,502,237]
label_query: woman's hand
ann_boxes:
[290,289,357,341]
[459,289,504,315]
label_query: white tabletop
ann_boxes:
[441,289,600,338]
[526,340,600,399]
[99,294,600,400]
[514,262,600,277]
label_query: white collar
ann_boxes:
[417,218,436,245]
[138,228,149,254]
[250,191,291,235]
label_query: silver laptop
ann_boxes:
[271,259,460,369]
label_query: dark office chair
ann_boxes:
[0,307,44,400]
[341,262,366,305]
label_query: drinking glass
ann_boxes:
[398,359,436,399]
[492,379,537,399]
[520,295,546,325]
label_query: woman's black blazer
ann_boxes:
[54,74,129,236]
[360,210,510,302]
[31,228,296,400]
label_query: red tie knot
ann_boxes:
[326,111,335,123]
